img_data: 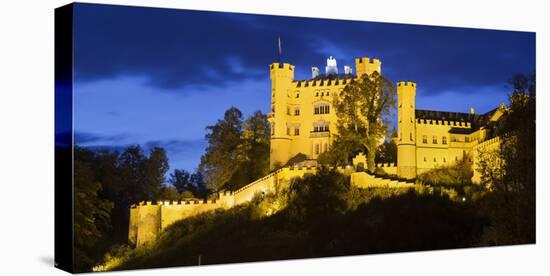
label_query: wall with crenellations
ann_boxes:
[129,160,395,247]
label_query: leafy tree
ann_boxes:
[169,169,192,194]
[144,147,169,200]
[158,186,182,201]
[118,145,148,204]
[285,153,308,166]
[74,159,113,272]
[323,72,396,171]
[190,171,208,198]
[199,107,243,191]
[230,110,270,190]
[478,73,536,245]
[375,127,398,164]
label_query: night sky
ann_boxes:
[72,3,535,173]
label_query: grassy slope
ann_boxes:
[106,187,487,271]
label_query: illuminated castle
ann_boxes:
[268,56,505,180]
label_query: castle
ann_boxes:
[268,56,505,180]
[128,55,504,247]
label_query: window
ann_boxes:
[294,126,300,136]
[465,137,470,142]
[409,132,413,141]
[314,103,330,114]
[313,122,329,132]
[434,157,437,162]
[443,158,446,163]
[455,156,458,161]
[294,107,300,116]
[286,126,290,136]
[442,136,447,144]
[327,92,330,96]
[286,106,290,115]
[315,144,320,154]
[321,92,324,96]
[295,92,300,98]
[424,157,427,162]
[422,135,427,144]
[433,136,438,144]
[316,92,319,97]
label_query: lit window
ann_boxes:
[442,136,447,144]
[422,135,427,144]
[433,136,438,144]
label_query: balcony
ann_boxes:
[310,131,330,138]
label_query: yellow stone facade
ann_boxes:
[268,56,506,180]
[268,57,381,169]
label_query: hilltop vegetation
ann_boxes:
[98,169,487,271]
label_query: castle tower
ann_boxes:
[397,81,417,179]
[354,57,381,77]
[268,62,294,169]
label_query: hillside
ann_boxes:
[98,170,488,271]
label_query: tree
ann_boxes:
[199,107,243,191]
[190,171,208,198]
[144,147,169,200]
[74,159,113,272]
[323,72,396,171]
[230,110,270,190]
[375,127,398,164]
[169,169,192,194]
[478,73,536,245]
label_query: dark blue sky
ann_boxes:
[72,3,535,173]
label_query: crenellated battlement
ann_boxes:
[376,163,396,168]
[416,119,471,128]
[270,62,295,71]
[355,57,381,65]
[397,81,416,87]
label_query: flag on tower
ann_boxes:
[278,36,282,61]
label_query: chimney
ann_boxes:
[344,65,352,75]
[470,107,475,114]
[312,66,319,78]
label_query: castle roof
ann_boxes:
[415,107,500,130]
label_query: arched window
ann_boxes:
[314,102,330,114]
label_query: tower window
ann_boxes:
[422,135,427,144]
[294,126,300,136]
[294,107,300,116]
[442,136,447,144]
[295,92,300,98]
[433,136,438,144]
